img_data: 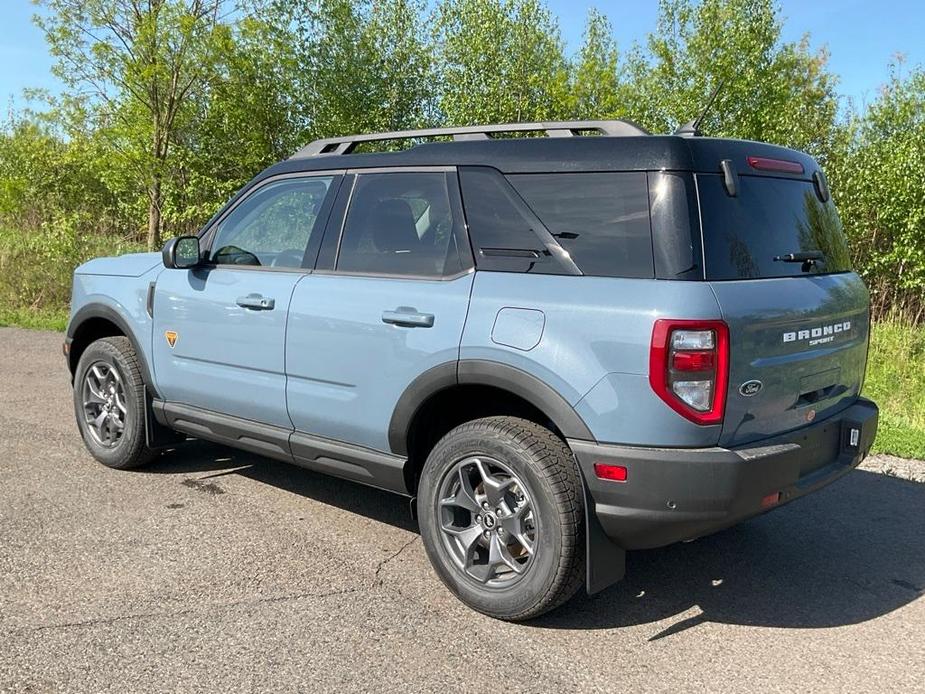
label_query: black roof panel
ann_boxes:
[257,135,818,181]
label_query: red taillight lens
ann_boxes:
[649,319,729,425]
[671,350,715,372]
[594,463,627,482]
[746,155,804,174]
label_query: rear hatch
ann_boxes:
[696,169,870,448]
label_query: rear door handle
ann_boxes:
[381,307,434,328]
[236,294,275,311]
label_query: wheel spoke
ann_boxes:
[87,368,107,400]
[444,523,484,570]
[501,511,535,557]
[92,410,108,432]
[100,416,112,444]
[488,533,525,575]
[85,387,106,405]
[473,458,515,508]
[452,465,482,512]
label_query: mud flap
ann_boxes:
[580,471,626,595]
[145,389,186,449]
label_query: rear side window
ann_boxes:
[458,167,569,275]
[336,172,465,277]
[698,174,852,280]
[507,172,654,278]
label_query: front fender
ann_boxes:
[66,303,159,397]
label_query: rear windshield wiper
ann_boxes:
[773,250,824,272]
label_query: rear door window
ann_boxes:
[697,174,852,280]
[336,172,466,278]
[507,172,654,278]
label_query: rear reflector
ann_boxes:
[761,492,781,508]
[747,156,804,174]
[594,463,627,483]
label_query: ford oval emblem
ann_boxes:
[739,380,763,397]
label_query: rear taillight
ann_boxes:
[649,319,729,425]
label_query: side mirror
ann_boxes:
[162,236,202,269]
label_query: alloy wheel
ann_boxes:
[436,455,537,586]
[81,361,127,448]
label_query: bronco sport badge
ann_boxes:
[783,321,851,347]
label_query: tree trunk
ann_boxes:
[147,177,162,251]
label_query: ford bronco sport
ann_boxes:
[66,120,878,620]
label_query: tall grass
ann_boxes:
[863,315,925,460]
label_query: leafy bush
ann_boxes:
[0,223,143,316]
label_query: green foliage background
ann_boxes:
[0,0,923,456]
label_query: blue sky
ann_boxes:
[2,1,922,113]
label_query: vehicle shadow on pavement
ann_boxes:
[537,469,925,635]
[150,440,418,532]
[148,444,923,635]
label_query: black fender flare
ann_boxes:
[67,303,160,399]
[387,359,595,456]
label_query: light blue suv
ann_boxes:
[66,121,878,620]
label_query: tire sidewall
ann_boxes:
[73,340,145,468]
[418,424,571,619]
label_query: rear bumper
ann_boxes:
[569,398,878,550]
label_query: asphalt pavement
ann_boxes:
[1,327,923,693]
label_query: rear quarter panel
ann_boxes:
[461,272,725,446]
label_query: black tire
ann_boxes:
[417,416,585,621]
[73,336,158,470]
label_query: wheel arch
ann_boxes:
[389,360,594,458]
[390,360,595,493]
[67,304,159,398]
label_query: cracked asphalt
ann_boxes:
[1,327,923,693]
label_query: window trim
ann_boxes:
[320,166,475,282]
[198,170,345,272]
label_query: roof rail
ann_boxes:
[291,120,650,158]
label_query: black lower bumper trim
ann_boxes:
[569,398,879,551]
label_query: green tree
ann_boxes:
[433,0,570,125]
[828,63,925,317]
[273,0,432,143]
[570,9,624,119]
[623,0,838,157]
[164,12,305,231]
[35,0,233,249]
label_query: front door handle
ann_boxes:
[236,293,275,311]
[381,307,434,328]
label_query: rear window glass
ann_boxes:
[698,174,852,280]
[507,172,654,278]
